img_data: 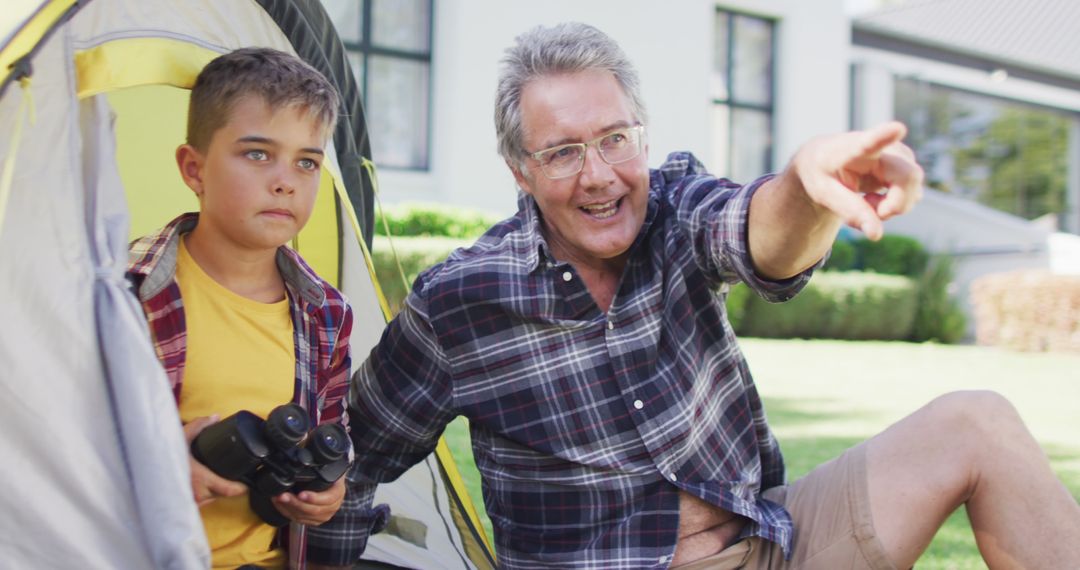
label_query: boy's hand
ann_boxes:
[270,477,346,526]
[183,415,248,506]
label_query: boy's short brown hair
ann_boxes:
[186,47,340,151]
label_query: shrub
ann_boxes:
[971,270,1080,352]
[823,238,857,271]
[910,255,967,344]
[724,282,752,332]
[737,272,917,340]
[858,235,929,277]
[371,235,473,314]
[375,201,502,238]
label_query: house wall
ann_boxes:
[376,0,849,217]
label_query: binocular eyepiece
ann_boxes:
[190,403,350,527]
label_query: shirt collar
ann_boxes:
[132,212,325,309]
[517,190,554,273]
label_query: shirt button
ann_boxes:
[668,472,678,482]
[562,271,573,282]
[633,399,644,410]
[607,320,614,330]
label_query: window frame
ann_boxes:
[336,0,435,171]
[713,7,777,181]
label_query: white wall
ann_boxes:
[377,0,849,217]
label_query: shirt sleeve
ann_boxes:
[663,152,821,303]
[304,303,391,565]
[347,285,457,483]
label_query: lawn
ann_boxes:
[443,339,1080,569]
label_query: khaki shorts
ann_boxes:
[673,444,896,570]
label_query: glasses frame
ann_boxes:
[527,125,646,180]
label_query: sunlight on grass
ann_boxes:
[445,340,1080,566]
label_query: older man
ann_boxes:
[347,23,1080,569]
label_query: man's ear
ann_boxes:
[509,161,534,196]
[175,144,206,197]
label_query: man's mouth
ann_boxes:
[580,198,621,220]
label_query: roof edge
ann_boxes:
[852,26,1080,92]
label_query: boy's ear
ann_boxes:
[175,144,206,197]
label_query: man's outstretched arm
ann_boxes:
[748,121,924,280]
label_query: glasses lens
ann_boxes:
[600,128,641,164]
[540,145,583,179]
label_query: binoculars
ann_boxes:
[191,403,350,527]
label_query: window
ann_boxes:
[895,77,1076,227]
[322,0,433,170]
[712,9,775,183]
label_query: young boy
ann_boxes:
[127,48,384,569]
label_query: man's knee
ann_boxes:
[927,390,1021,444]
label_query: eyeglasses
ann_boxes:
[527,125,645,180]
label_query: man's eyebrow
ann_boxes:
[536,120,635,150]
[235,136,324,155]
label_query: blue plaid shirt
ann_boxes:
[351,152,817,569]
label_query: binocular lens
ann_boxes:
[265,403,309,448]
[308,423,349,464]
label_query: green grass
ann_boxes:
[444,339,1080,567]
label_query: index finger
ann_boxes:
[835,121,907,166]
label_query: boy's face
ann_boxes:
[177,96,327,254]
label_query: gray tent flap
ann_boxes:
[82,92,210,569]
[0,27,167,569]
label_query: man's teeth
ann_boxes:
[581,200,618,219]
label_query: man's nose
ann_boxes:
[578,144,615,187]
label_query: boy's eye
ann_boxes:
[245,150,269,161]
[298,158,319,171]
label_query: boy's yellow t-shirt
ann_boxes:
[176,237,295,570]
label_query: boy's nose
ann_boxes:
[273,178,296,195]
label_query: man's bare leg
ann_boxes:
[865,390,1080,568]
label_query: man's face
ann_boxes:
[177,96,326,254]
[512,69,649,268]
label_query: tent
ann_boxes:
[0,1,495,568]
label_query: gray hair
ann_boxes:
[494,22,648,168]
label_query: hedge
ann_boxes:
[910,256,966,344]
[371,235,473,314]
[971,270,1080,352]
[729,272,918,341]
[823,234,928,277]
[375,202,502,239]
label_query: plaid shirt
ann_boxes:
[351,152,816,569]
[128,213,387,568]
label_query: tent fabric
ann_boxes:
[0,20,191,568]
[0,0,78,95]
[0,0,494,568]
[81,92,210,569]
